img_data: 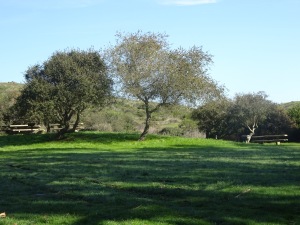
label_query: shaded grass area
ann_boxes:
[0,132,299,225]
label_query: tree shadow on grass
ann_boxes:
[0,142,299,224]
[0,133,54,147]
[0,132,142,147]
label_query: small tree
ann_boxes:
[9,48,113,137]
[107,31,223,140]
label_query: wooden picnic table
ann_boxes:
[49,123,84,132]
[1,124,43,134]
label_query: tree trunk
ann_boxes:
[56,111,73,139]
[139,111,151,141]
[70,112,80,132]
[246,132,254,143]
[205,130,210,139]
[139,101,152,141]
[46,123,51,133]
[246,123,258,143]
[57,125,69,139]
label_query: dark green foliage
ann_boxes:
[258,104,293,135]
[287,103,300,142]
[287,103,300,128]
[6,49,113,137]
[192,98,230,138]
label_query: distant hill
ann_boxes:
[281,101,300,110]
[0,82,23,101]
[0,82,23,117]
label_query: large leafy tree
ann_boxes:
[9,49,113,137]
[107,31,223,140]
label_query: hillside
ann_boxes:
[81,98,199,136]
[0,82,23,125]
[0,82,23,103]
[281,101,300,110]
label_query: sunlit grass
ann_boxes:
[0,132,299,225]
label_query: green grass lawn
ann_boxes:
[0,132,299,225]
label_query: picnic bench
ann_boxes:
[49,123,84,132]
[1,124,43,134]
[242,134,288,145]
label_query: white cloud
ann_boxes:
[159,0,217,6]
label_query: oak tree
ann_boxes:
[10,48,112,137]
[107,31,222,140]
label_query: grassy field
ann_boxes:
[0,132,299,225]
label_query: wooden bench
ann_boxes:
[3,124,43,134]
[49,123,62,132]
[49,123,84,132]
[242,134,288,145]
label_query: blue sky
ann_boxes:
[1,0,299,103]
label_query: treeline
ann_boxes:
[0,82,299,141]
[0,31,299,141]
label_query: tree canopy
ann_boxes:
[107,31,223,140]
[7,48,113,137]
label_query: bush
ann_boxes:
[159,127,183,136]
